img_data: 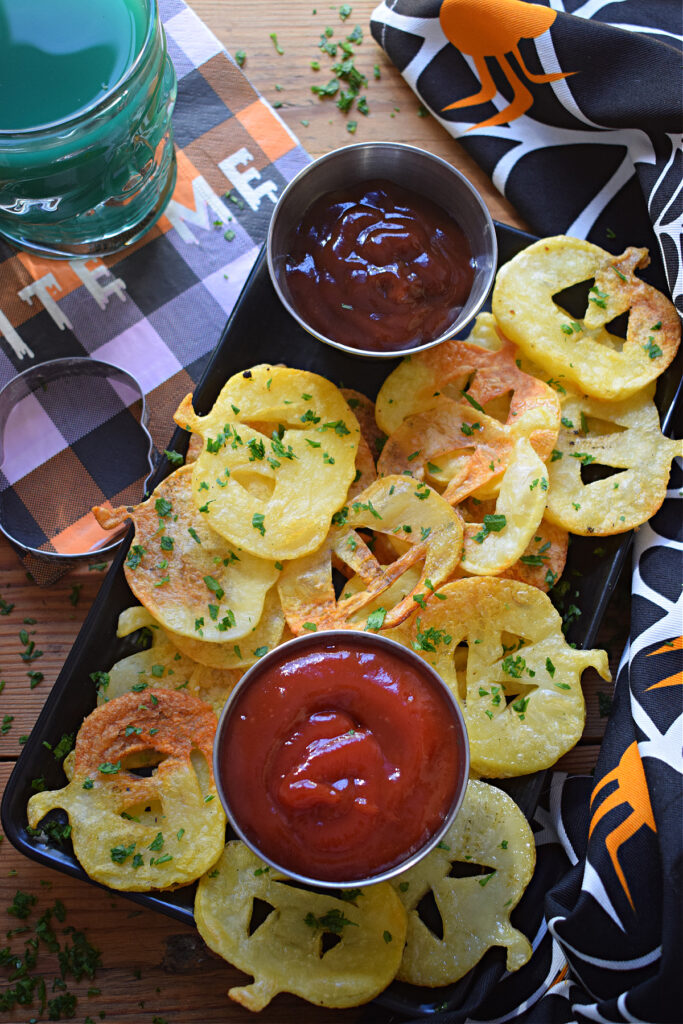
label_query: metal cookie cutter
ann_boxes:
[0,357,155,566]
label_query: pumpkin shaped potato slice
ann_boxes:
[195,841,406,1011]
[545,386,683,534]
[277,475,463,634]
[492,236,680,400]
[173,364,360,560]
[391,779,534,986]
[93,465,278,643]
[27,691,225,891]
[405,578,610,776]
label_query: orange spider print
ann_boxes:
[439,0,576,130]
[589,741,656,911]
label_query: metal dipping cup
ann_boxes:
[213,630,470,889]
[267,141,497,359]
[0,0,177,258]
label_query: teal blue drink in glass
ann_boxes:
[0,0,177,257]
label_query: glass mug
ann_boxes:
[0,0,177,258]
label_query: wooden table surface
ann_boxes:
[0,2,626,1021]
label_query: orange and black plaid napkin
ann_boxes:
[370,2,682,1022]
[0,0,308,578]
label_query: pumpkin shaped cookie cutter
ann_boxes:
[0,357,155,563]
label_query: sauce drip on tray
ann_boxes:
[284,179,474,353]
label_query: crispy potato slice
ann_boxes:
[93,466,278,642]
[27,691,225,890]
[404,578,610,776]
[278,476,463,633]
[460,438,548,575]
[170,586,285,669]
[545,388,683,534]
[341,388,387,463]
[375,313,560,458]
[195,841,406,1011]
[349,433,377,498]
[392,779,534,985]
[105,607,241,713]
[492,237,680,400]
[173,365,360,560]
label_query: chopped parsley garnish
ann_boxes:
[126,545,146,569]
[203,575,225,600]
[252,512,266,536]
[365,608,387,631]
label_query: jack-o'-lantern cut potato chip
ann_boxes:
[194,841,406,1011]
[391,779,534,986]
[174,365,360,560]
[95,607,197,705]
[278,475,463,633]
[103,606,242,714]
[404,578,610,776]
[459,438,548,576]
[492,237,680,400]
[93,466,278,643]
[170,586,285,670]
[375,313,560,460]
[27,691,225,890]
[545,387,683,535]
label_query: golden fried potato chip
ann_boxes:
[392,779,534,985]
[349,433,377,499]
[106,607,241,714]
[93,466,278,642]
[375,314,560,460]
[460,439,548,575]
[545,387,683,534]
[341,388,386,463]
[195,841,406,1011]
[492,237,680,400]
[174,365,360,560]
[378,396,513,505]
[404,578,610,776]
[278,475,463,633]
[170,585,285,669]
[27,691,225,890]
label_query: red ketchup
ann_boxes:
[218,635,467,882]
[284,179,474,353]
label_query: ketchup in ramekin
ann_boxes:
[214,631,469,886]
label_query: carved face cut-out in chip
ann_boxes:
[391,779,534,986]
[93,465,278,643]
[170,586,285,670]
[277,475,463,633]
[404,578,610,776]
[27,691,225,891]
[173,365,360,561]
[492,237,680,400]
[194,841,407,1011]
[545,387,683,535]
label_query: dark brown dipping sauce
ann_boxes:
[284,179,474,353]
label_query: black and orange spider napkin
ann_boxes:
[369,2,683,1022]
[370,0,683,317]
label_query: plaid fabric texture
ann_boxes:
[0,0,309,575]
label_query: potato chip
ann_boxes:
[27,691,225,890]
[173,365,360,560]
[545,387,683,534]
[492,236,680,400]
[278,475,463,633]
[375,314,560,460]
[348,433,377,499]
[460,438,548,575]
[105,607,241,714]
[404,578,610,775]
[392,779,534,985]
[194,841,406,1011]
[378,396,514,504]
[170,586,285,670]
[341,388,387,463]
[93,466,278,642]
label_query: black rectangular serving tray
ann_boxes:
[3,223,681,1019]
